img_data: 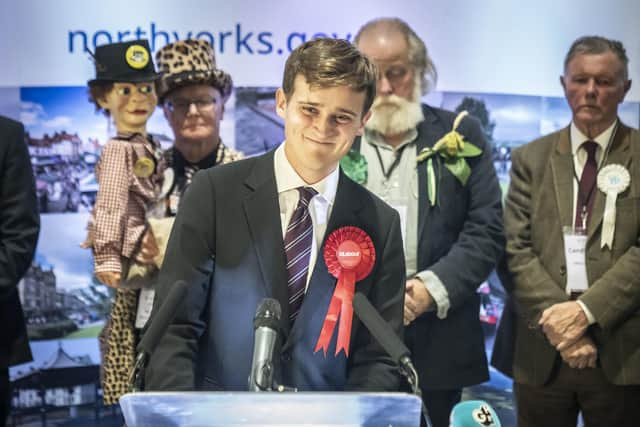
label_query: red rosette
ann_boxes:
[314,226,376,357]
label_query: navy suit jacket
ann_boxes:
[352,104,504,389]
[145,149,406,391]
[0,116,39,370]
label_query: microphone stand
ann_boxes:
[128,352,147,393]
[399,357,430,426]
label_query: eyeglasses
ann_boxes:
[165,96,217,114]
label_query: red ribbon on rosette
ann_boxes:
[314,226,375,357]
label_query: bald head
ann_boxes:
[355,18,436,94]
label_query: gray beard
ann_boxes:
[365,95,424,136]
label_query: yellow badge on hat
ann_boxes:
[134,157,155,178]
[125,44,149,69]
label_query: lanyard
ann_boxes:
[373,144,409,180]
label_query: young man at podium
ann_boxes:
[144,38,406,392]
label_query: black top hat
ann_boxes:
[87,39,162,85]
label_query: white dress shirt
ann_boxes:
[274,142,339,290]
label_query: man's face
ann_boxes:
[163,84,224,144]
[356,29,423,136]
[276,75,370,184]
[561,51,631,136]
[357,29,416,102]
[99,82,157,134]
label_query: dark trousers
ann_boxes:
[0,368,9,427]
[419,388,462,427]
[515,362,640,427]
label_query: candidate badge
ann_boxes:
[314,226,375,357]
[125,44,150,69]
[133,157,155,178]
[597,164,630,249]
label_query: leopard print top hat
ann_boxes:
[155,39,233,102]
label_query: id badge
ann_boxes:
[135,287,155,329]
[562,226,588,293]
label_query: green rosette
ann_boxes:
[340,150,368,185]
[417,110,484,205]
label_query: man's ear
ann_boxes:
[356,110,372,136]
[275,88,287,119]
[560,75,567,92]
[162,104,170,121]
[220,103,225,120]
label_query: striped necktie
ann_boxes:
[284,187,318,322]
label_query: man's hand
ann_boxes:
[96,271,121,288]
[404,278,434,326]
[539,301,589,351]
[560,335,598,369]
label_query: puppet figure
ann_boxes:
[84,39,166,405]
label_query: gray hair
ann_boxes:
[355,17,437,94]
[564,35,629,80]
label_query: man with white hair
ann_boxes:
[352,18,504,427]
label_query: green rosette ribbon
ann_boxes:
[416,111,482,206]
[340,150,368,185]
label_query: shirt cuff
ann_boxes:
[415,270,450,319]
[576,299,596,325]
[94,254,123,275]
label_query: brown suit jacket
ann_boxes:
[505,121,640,386]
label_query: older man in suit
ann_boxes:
[145,38,406,392]
[0,116,39,426]
[352,18,504,427]
[506,36,640,426]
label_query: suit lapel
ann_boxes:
[283,171,364,352]
[416,106,446,245]
[550,128,575,229]
[242,151,291,335]
[587,124,632,239]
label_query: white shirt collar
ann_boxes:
[273,142,339,206]
[570,120,618,155]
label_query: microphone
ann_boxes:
[248,298,282,391]
[130,279,189,391]
[449,400,501,427]
[352,292,427,424]
[352,292,414,371]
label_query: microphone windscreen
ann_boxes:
[254,298,281,329]
[449,400,501,427]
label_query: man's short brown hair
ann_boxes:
[282,38,378,115]
[564,35,629,80]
